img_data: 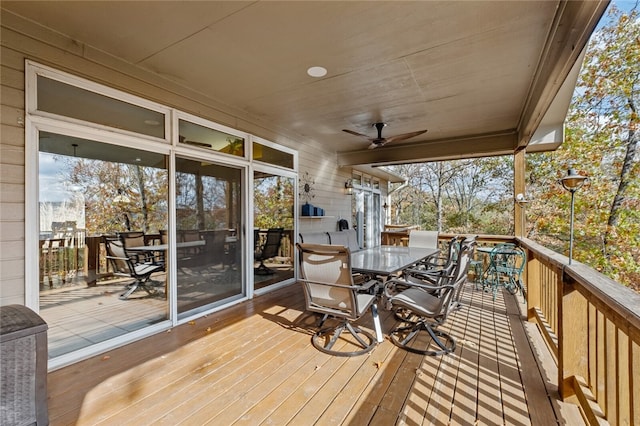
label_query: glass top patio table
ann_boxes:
[350,245,439,276]
[128,240,206,251]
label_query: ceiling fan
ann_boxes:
[342,122,427,149]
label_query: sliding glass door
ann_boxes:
[28,62,296,365]
[38,131,169,358]
[253,170,295,290]
[175,157,244,317]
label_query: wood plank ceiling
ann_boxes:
[2,1,608,165]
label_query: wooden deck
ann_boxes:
[47,282,584,425]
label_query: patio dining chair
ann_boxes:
[299,232,330,244]
[104,236,164,300]
[383,239,474,355]
[407,230,440,267]
[408,230,439,249]
[296,243,381,356]
[407,236,460,275]
[327,229,360,253]
[254,227,284,275]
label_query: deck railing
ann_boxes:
[438,233,639,424]
[42,230,639,424]
[519,237,640,426]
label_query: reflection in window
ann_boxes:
[37,76,165,139]
[252,142,294,169]
[179,120,245,157]
[175,157,244,316]
[38,131,168,358]
[253,172,294,290]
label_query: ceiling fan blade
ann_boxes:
[342,129,372,139]
[368,141,385,149]
[384,129,428,144]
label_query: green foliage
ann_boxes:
[388,4,639,291]
[528,4,639,291]
[254,175,294,230]
[389,156,514,235]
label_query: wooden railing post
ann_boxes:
[558,273,589,400]
[83,235,100,286]
[526,250,540,322]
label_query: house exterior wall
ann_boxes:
[0,10,366,307]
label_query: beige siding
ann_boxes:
[1,25,26,304]
[0,9,365,305]
[298,141,352,234]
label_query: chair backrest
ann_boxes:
[103,236,130,274]
[159,229,169,244]
[117,232,147,261]
[259,228,283,260]
[449,239,475,305]
[327,230,360,252]
[408,230,439,249]
[296,243,359,320]
[491,243,525,275]
[299,232,330,245]
[120,233,144,248]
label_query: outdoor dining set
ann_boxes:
[296,229,526,358]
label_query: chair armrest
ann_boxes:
[404,267,442,276]
[405,267,455,280]
[298,279,362,290]
[357,279,379,291]
[383,278,454,300]
[106,255,131,262]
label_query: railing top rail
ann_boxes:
[566,263,640,333]
[439,233,515,244]
[519,237,640,335]
[517,237,566,271]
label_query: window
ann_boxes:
[252,141,294,169]
[27,61,296,367]
[38,131,169,358]
[253,171,295,290]
[36,75,166,139]
[179,119,245,157]
[175,157,244,316]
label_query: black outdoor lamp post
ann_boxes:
[559,168,588,264]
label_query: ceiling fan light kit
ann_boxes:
[342,122,427,149]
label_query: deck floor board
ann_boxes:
[46,282,585,425]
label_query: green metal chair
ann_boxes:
[486,243,526,301]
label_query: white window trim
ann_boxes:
[251,134,298,172]
[25,61,300,367]
[26,60,171,144]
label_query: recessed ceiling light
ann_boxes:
[307,66,327,78]
[144,119,160,126]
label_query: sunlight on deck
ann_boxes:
[47,282,584,425]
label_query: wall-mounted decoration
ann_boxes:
[299,171,316,203]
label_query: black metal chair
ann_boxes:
[103,236,164,300]
[297,243,381,356]
[384,239,474,355]
[254,228,283,275]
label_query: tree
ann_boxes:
[388,156,513,235]
[527,4,640,290]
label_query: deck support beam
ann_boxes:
[514,149,526,237]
